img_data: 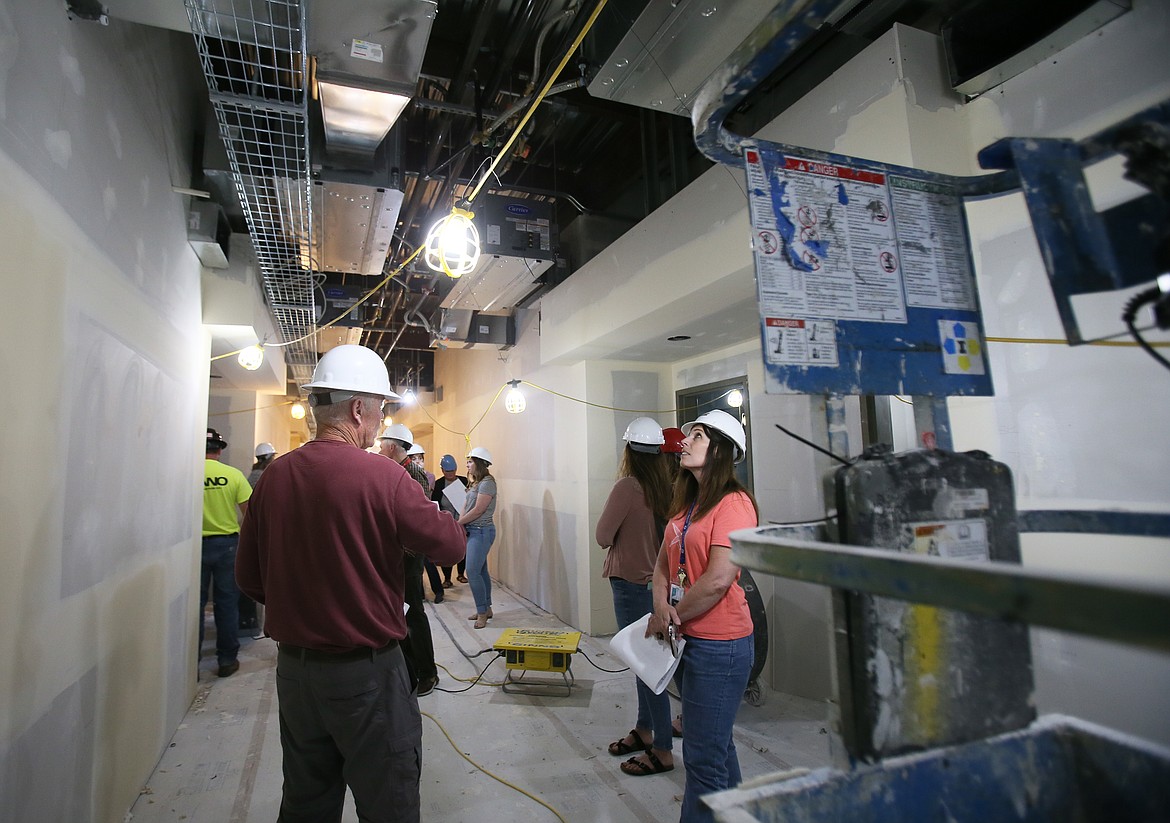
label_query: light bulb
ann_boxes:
[238,344,264,371]
[504,381,526,414]
[383,414,393,427]
[402,389,416,405]
[727,389,743,408]
[290,402,306,420]
[423,207,480,277]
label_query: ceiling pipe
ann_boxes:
[483,0,550,105]
[477,77,587,141]
[369,281,408,354]
[532,6,578,90]
[384,275,441,357]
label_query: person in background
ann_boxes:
[202,427,251,678]
[457,447,497,629]
[648,410,758,823]
[407,442,436,488]
[237,345,464,822]
[379,424,442,696]
[409,442,445,602]
[430,453,468,587]
[249,441,277,487]
[599,418,677,777]
[239,442,277,632]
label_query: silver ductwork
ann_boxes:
[310,0,436,158]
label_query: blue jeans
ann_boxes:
[465,524,495,614]
[610,577,674,752]
[675,634,754,823]
[200,534,241,665]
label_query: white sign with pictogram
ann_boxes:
[764,317,838,367]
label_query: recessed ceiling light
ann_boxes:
[668,335,691,341]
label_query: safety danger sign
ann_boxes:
[764,317,838,367]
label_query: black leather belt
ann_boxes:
[279,639,398,663]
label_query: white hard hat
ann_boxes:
[623,417,665,452]
[379,423,413,445]
[255,442,276,458]
[407,442,425,456]
[302,345,400,400]
[467,446,493,465]
[681,410,747,464]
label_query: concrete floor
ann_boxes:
[129,580,832,822]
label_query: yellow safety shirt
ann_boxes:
[203,458,252,536]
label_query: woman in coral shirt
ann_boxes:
[648,410,758,823]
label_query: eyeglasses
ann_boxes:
[355,395,390,416]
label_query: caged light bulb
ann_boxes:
[423,207,480,278]
[504,380,526,414]
[238,344,265,371]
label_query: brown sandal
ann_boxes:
[608,729,650,757]
[620,749,674,776]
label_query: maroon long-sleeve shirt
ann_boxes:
[237,439,465,652]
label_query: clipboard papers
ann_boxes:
[609,613,685,695]
[442,479,467,513]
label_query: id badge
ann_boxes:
[669,583,684,606]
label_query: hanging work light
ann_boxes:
[238,343,265,371]
[423,205,480,278]
[504,380,526,414]
[727,389,744,408]
[290,402,306,420]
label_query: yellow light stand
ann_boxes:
[493,628,582,696]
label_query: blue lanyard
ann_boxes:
[679,500,697,569]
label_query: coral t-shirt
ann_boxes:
[663,491,757,640]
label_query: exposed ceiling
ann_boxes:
[95,0,1098,396]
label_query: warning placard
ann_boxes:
[908,519,990,563]
[889,176,976,311]
[764,317,838,367]
[744,152,906,324]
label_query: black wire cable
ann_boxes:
[1122,286,1170,371]
[774,423,853,465]
[434,651,506,694]
[576,648,629,674]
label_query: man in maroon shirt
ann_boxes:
[237,345,464,823]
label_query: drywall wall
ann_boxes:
[0,5,206,821]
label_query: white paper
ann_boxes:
[609,613,685,695]
[442,479,467,513]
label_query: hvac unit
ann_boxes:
[315,283,367,328]
[439,309,516,350]
[439,194,558,314]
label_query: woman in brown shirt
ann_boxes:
[598,417,677,776]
